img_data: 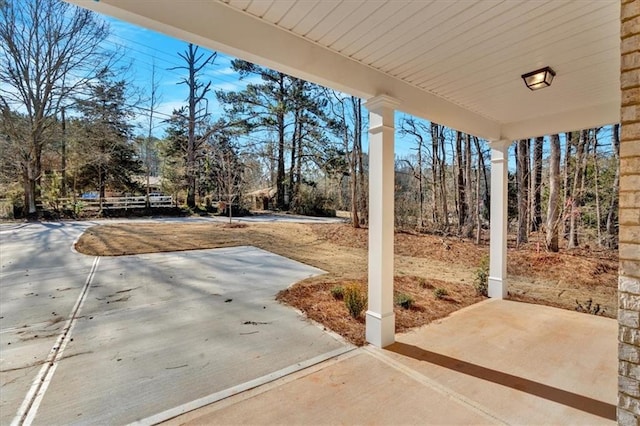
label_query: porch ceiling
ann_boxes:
[69,0,621,141]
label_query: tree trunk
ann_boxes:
[99,165,106,199]
[186,46,197,208]
[289,109,299,209]
[430,122,439,224]
[61,106,67,197]
[26,129,44,217]
[605,124,620,248]
[350,142,360,228]
[354,98,366,225]
[592,130,602,246]
[439,126,449,228]
[295,118,303,207]
[464,134,473,237]
[568,130,588,248]
[98,164,105,213]
[546,134,561,252]
[342,98,359,228]
[474,137,482,244]
[23,168,37,217]
[477,137,490,221]
[562,132,574,239]
[276,76,286,210]
[531,136,543,231]
[455,131,466,232]
[516,139,530,245]
[416,131,425,229]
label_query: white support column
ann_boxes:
[488,140,511,299]
[364,94,400,348]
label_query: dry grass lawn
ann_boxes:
[75,221,617,346]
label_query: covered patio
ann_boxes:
[68,0,638,423]
[163,299,616,425]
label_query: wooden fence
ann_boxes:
[40,196,175,210]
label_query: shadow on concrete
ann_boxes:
[386,342,616,421]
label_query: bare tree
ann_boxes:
[400,117,429,229]
[170,43,217,208]
[0,0,113,217]
[325,91,365,228]
[210,137,243,223]
[429,123,449,228]
[144,61,162,207]
[546,134,561,252]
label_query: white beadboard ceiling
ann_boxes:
[67,0,621,140]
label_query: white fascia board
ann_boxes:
[501,100,621,141]
[66,0,502,140]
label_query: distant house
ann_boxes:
[133,176,163,195]
[245,187,276,210]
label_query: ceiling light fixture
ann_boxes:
[521,66,556,91]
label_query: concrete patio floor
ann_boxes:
[165,299,617,425]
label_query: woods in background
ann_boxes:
[0,0,620,253]
[394,124,619,250]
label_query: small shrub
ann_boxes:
[394,292,415,309]
[330,285,345,300]
[0,199,14,219]
[474,255,489,296]
[72,200,85,216]
[433,288,448,299]
[344,284,367,319]
[575,299,605,316]
[418,278,428,289]
[291,187,336,217]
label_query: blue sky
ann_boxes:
[104,16,616,164]
[104,17,511,159]
[105,17,432,156]
[106,18,257,136]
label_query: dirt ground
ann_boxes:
[75,222,618,346]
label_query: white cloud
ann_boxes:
[213,82,241,92]
[208,66,236,77]
[157,99,187,117]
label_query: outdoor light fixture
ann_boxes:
[521,66,556,91]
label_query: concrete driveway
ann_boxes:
[0,220,350,425]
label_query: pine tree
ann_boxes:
[74,72,141,206]
[218,61,329,211]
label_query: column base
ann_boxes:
[365,310,395,348]
[488,276,507,299]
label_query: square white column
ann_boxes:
[364,95,400,348]
[488,140,511,299]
